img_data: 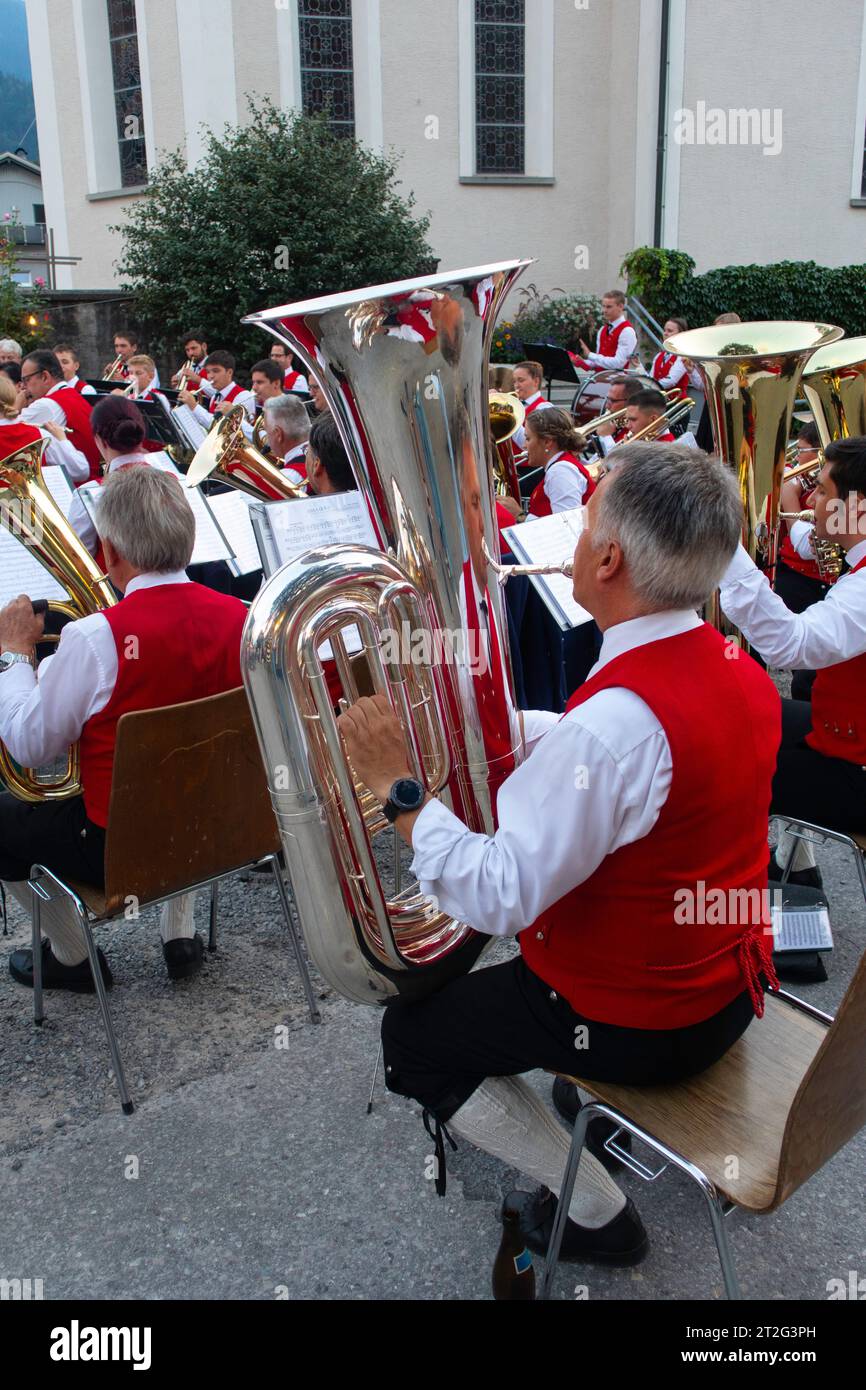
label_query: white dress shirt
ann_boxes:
[20,382,67,429]
[0,415,90,481]
[513,393,555,450]
[720,539,866,669]
[285,370,309,394]
[191,385,255,429]
[586,316,638,371]
[409,609,697,938]
[0,570,190,768]
[68,375,97,397]
[282,441,308,488]
[67,450,175,553]
[651,351,688,392]
[525,451,588,518]
[786,517,818,563]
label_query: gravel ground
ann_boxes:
[1,668,865,1300]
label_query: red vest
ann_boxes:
[49,384,101,480]
[207,382,246,415]
[524,393,546,416]
[777,486,826,583]
[651,351,688,400]
[520,624,781,1028]
[72,378,88,394]
[597,319,633,361]
[79,583,247,826]
[529,452,595,518]
[0,421,42,458]
[284,370,304,392]
[495,500,516,556]
[807,555,866,764]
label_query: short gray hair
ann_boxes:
[0,338,22,358]
[97,466,195,572]
[263,393,310,443]
[592,442,742,610]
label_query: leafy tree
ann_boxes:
[0,222,49,350]
[113,98,436,368]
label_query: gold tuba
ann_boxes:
[0,435,117,800]
[185,404,306,501]
[802,335,866,446]
[664,322,843,586]
[240,260,530,1003]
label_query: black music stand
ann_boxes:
[521,342,583,400]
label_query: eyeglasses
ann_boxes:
[20,371,43,385]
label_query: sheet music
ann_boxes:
[42,466,74,519]
[0,525,69,605]
[208,492,261,575]
[81,461,233,567]
[772,906,834,953]
[265,491,378,570]
[172,404,207,450]
[502,507,592,630]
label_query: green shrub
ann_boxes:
[492,285,601,360]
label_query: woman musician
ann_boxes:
[650,317,690,400]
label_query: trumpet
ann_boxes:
[580,387,685,441]
[102,353,125,381]
[782,451,824,489]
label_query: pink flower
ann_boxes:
[34,276,45,287]
[2,213,9,222]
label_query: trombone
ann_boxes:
[623,396,695,443]
[102,353,124,381]
[580,386,686,441]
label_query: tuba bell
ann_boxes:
[664,322,843,643]
[184,404,306,501]
[240,260,530,1003]
[0,434,117,800]
[488,389,525,500]
[802,335,866,446]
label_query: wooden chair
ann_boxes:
[27,687,320,1115]
[541,955,866,1299]
[772,814,866,909]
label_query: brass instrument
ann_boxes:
[664,322,843,646]
[483,538,574,586]
[488,389,524,500]
[185,403,306,501]
[802,336,866,446]
[0,436,117,800]
[623,396,695,444]
[102,353,124,382]
[778,509,845,582]
[252,413,272,457]
[241,259,530,1003]
[580,387,683,442]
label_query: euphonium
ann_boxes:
[241,259,530,1003]
[185,404,305,501]
[488,389,524,500]
[0,435,117,800]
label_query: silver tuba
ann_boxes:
[240,261,530,1004]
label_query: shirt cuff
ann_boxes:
[410,796,473,882]
[0,661,37,716]
[789,520,813,558]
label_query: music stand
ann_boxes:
[521,342,583,400]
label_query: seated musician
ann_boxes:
[306,414,357,496]
[0,467,247,989]
[113,354,168,411]
[593,375,646,458]
[0,338,22,366]
[619,388,675,447]
[262,393,310,485]
[650,318,690,399]
[511,360,554,450]
[54,343,97,397]
[249,358,285,434]
[719,436,866,888]
[171,331,209,388]
[68,397,171,553]
[308,376,330,416]
[775,421,833,701]
[0,374,92,481]
[524,408,594,518]
[269,343,309,395]
[19,349,101,481]
[104,330,144,383]
[180,351,255,427]
[337,443,780,1262]
[569,291,637,374]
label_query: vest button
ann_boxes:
[549,989,557,1002]
[536,931,544,941]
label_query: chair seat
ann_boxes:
[852,832,866,854]
[562,996,827,1212]
[64,881,108,917]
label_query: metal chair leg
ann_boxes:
[699,1183,741,1300]
[208,880,219,953]
[268,856,321,1025]
[366,1040,382,1114]
[78,914,134,1115]
[539,1105,593,1299]
[30,880,44,1027]
[853,845,866,909]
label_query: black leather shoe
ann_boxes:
[162,933,204,980]
[768,850,823,890]
[503,1187,648,1266]
[9,938,112,993]
[551,1078,632,1171]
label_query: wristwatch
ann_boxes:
[382,777,427,823]
[0,651,34,672]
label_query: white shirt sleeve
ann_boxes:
[42,432,90,481]
[67,486,98,554]
[587,326,638,371]
[544,459,588,514]
[788,518,816,563]
[653,355,688,391]
[410,688,672,938]
[191,401,213,429]
[0,615,117,767]
[720,543,866,669]
[21,399,65,428]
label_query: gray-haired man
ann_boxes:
[337,443,782,1264]
[263,392,311,485]
[0,468,248,989]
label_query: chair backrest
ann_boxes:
[775,946,866,1206]
[102,686,279,915]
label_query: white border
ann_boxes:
[850,0,866,198]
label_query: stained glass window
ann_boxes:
[299,0,355,138]
[475,0,525,174]
[107,0,146,187]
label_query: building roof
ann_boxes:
[0,150,41,177]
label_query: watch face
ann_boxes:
[392,778,425,811]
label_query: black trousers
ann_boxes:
[773,562,830,702]
[0,791,105,886]
[382,955,756,1123]
[771,698,866,834]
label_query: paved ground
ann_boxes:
[1,757,864,1301]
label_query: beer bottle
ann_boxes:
[492,1203,536,1300]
